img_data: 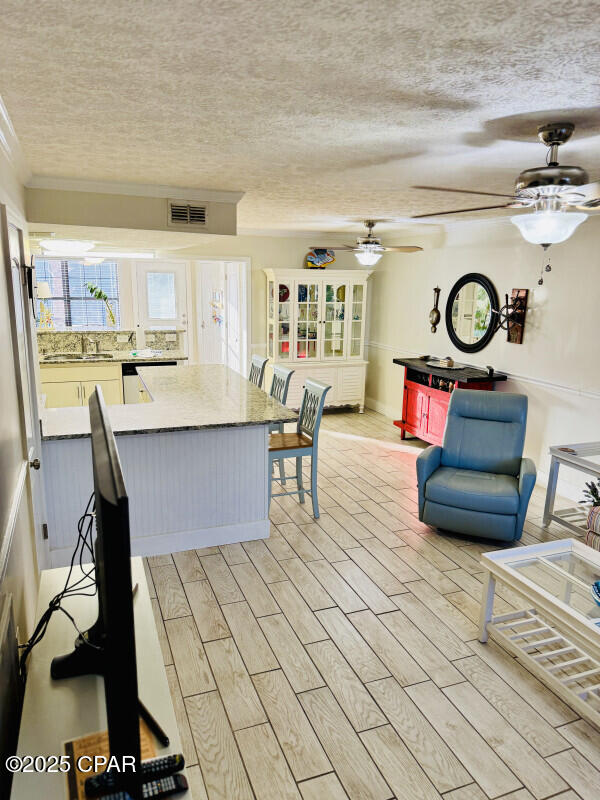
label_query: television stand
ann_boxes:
[11,558,188,800]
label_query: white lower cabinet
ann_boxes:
[81,379,122,406]
[40,363,124,408]
[269,362,367,412]
[41,380,82,409]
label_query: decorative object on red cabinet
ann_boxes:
[392,358,507,446]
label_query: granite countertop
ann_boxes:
[39,351,188,364]
[40,364,298,440]
[393,357,507,383]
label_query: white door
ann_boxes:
[136,261,188,331]
[4,211,49,567]
[225,262,242,374]
[196,261,226,364]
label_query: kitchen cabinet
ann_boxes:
[81,379,122,406]
[263,268,372,411]
[40,363,124,408]
[42,380,82,409]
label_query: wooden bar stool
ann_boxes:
[269,365,295,486]
[249,355,268,388]
[269,379,330,518]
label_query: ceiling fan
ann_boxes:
[412,122,600,247]
[312,220,422,266]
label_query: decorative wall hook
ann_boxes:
[496,289,529,343]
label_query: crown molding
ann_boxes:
[26,175,245,205]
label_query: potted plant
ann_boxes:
[582,479,600,551]
[86,282,116,326]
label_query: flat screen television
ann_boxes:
[51,386,142,798]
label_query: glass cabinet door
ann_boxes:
[350,283,365,357]
[295,280,320,360]
[277,280,291,360]
[323,282,347,359]
[268,280,275,358]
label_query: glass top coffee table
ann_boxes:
[543,441,600,535]
[479,539,600,726]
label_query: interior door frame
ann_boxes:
[194,257,251,376]
[1,205,49,571]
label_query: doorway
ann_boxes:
[195,260,249,375]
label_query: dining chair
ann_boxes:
[268,379,330,518]
[249,355,268,388]
[269,365,295,486]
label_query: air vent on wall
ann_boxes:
[168,200,207,227]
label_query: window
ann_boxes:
[35,258,120,329]
[146,271,176,320]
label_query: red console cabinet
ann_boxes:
[392,359,507,446]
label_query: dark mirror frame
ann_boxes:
[445,272,499,353]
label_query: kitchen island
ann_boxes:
[40,365,298,566]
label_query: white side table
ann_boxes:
[543,442,600,535]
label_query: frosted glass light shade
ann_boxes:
[354,248,382,266]
[39,239,95,255]
[511,209,587,245]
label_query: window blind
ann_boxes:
[35,258,120,329]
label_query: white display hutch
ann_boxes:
[264,268,372,411]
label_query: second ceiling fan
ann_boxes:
[312,220,422,266]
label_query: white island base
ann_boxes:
[40,365,298,567]
[43,423,270,567]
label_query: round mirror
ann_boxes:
[445,273,499,353]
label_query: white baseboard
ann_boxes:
[49,518,270,567]
[365,396,397,420]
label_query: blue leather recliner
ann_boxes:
[416,389,536,542]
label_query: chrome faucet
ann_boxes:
[82,335,98,354]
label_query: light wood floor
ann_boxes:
[145,408,599,800]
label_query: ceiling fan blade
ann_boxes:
[383,246,423,252]
[412,185,519,200]
[576,199,600,209]
[573,180,600,202]
[412,203,512,219]
[310,245,356,251]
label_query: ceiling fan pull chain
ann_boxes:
[538,253,552,285]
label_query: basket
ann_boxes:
[585,506,600,551]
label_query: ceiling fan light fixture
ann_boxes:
[355,247,383,266]
[39,239,95,255]
[510,207,587,246]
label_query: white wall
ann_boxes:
[365,214,600,500]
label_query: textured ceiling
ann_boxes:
[1,0,599,235]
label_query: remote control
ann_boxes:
[85,754,185,796]
[142,773,188,799]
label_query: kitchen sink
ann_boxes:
[42,353,114,361]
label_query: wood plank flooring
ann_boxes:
[147,408,592,800]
